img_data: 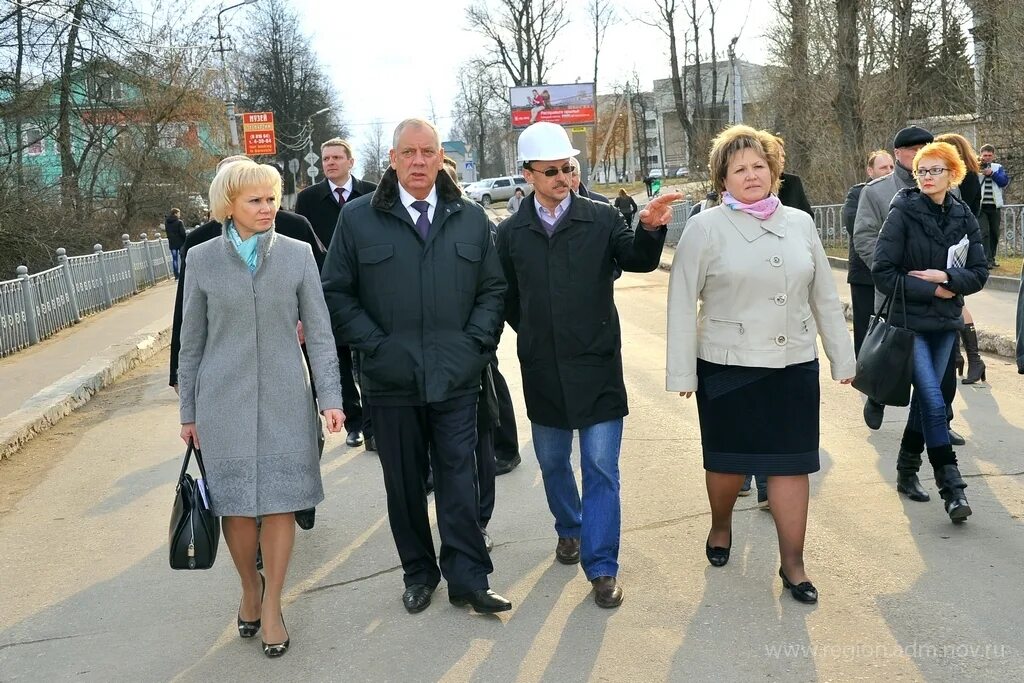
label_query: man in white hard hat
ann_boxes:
[496,122,681,608]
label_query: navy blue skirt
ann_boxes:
[695,358,820,476]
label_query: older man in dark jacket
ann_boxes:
[497,121,680,609]
[322,118,510,616]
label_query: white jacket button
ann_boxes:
[770,255,783,267]
[774,293,788,305]
[775,334,788,346]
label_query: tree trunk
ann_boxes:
[57,0,89,222]
[834,0,864,185]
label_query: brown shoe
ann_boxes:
[591,576,623,608]
[555,537,580,564]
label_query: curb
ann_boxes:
[0,322,172,462]
[657,257,1018,360]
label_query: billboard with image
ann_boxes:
[510,83,596,129]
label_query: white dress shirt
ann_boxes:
[328,176,354,203]
[398,183,438,224]
[535,195,571,228]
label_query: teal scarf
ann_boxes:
[226,220,259,273]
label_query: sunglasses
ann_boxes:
[526,164,574,177]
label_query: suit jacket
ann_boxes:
[168,210,322,386]
[294,177,377,249]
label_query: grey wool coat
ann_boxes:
[177,228,343,517]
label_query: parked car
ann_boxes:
[466,176,532,205]
[647,169,664,179]
[674,167,689,177]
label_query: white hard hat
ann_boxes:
[517,122,580,163]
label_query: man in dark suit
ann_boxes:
[568,156,609,203]
[295,138,377,450]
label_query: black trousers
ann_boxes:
[850,283,876,358]
[490,362,520,463]
[339,343,372,437]
[476,424,496,528]
[370,395,492,593]
[978,205,1002,264]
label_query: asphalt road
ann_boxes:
[1,270,1022,682]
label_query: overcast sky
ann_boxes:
[299,0,776,169]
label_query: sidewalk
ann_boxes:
[0,281,175,459]
[657,245,1019,357]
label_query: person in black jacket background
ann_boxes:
[774,137,814,217]
[872,141,988,523]
[613,189,638,227]
[843,150,894,356]
[294,138,377,449]
[164,208,187,279]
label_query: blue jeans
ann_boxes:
[531,419,623,580]
[907,330,957,449]
[171,248,181,278]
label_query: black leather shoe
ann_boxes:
[261,614,289,658]
[346,430,363,447]
[779,567,818,604]
[295,508,316,530]
[863,399,884,430]
[364,435,377,453]
[402,584,434,614]
[495,454,521,475]
[449,589,512,613]
[482,528,494,553]
[237,574,265,638]
[591,576,623,608]
[555,537,580,564]
[948,428,966,446]
[705,530,732,567]
[935,464,972,523]
[896,449,930,502]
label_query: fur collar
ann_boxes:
[371,168,463,210]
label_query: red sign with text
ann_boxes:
[242,112,276,156]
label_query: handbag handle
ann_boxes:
[176,440,210,489]
[892,276,909,328]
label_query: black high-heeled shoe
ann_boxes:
[779,567,818,604]
[705,529,732,567]
[237,574,266,638]
[262,614,290,658]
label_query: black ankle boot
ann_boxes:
[961,324,986,385]
[896,449,930,502]
[934,463,971,522]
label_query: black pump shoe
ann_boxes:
[262,614,290,658]
[779,567,818,604]
[237,574,265,638]
[705,530,732,567]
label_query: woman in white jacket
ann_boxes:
[666,125,855,604]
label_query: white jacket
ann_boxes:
[666,204,856,392]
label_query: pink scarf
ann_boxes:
[722,191,781,220]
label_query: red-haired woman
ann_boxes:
[872,141,989,523]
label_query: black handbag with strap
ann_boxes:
[852,277,916,407]
[168,441,221,570]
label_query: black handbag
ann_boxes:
[852,277,916,406]
[168,441,221,570]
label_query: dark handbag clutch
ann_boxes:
[852,277,916,406]
[168,441,221,570]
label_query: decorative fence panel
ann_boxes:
[0,235,174,357]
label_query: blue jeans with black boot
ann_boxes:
[898,331,971,521]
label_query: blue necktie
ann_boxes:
[411,200,430,239]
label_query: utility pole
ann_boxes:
[728,36,743,124]
[213,1,257,148]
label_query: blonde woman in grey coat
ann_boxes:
[178,160,344,658]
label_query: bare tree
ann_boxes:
[451,60,508,178]
[359,120,388,183]
[587,0,615,164]
[834,0,864,185]
[640,1,697,168]
[466,0,570,86]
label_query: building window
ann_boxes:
[22,126,45,156]
[158,122,189,149]
[645,119,657,131]
[93,76,125,102]
[647,155,660,164]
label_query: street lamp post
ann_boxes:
[214,0,258,148]
[304,107,332,186]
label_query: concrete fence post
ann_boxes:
[17,265,40,345]
[140,233,156,285]
[122,234,139,293]
[56,248,82,322]
[94,244,113,308]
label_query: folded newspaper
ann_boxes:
[947,234,970,268]
[197,477,212,511]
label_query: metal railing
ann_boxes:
[0,233,174,358]
[813,203,1024,257]
[664,200,695,246]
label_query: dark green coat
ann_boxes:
[321,168,506,405]
[497,193,666,429]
